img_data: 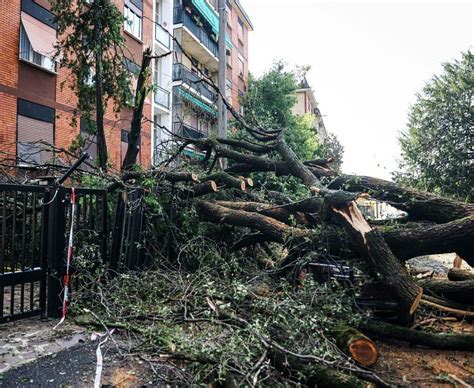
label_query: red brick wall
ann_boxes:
[0,0,20,157]
[0,93,18,157]
[0,0,154,171]
[227,3,250,110]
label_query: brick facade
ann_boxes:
[226,0,251,110]
[0,0,154,171]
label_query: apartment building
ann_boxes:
[159,0,252,160]
[292,77,328,145]
[0,0,160,171]
[0,0,251,170]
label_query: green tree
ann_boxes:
[394,51,473,201]
[52,0,131,170]
[238,61,325,161]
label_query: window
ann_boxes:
[124,57,141,106]
[237,17,244,40]
[124,1,142,40]
[19,11,56,72]
[225,0,232,14]
[225,79,232,99]
[238,53,244,78]
[17,99,54,166]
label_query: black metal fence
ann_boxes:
[0,182,147,323]
[0,184,48,323]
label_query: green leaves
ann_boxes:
[395,50,473,202]
[52,0,131,121]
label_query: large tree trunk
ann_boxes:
[382,216,474,267]
[93,0,107,171]
[418,279,474,305]
[328,175,474,223]
[122,48,152,171]
[448,268,474,281]
[360,320,474,351]
[332,202,422,323]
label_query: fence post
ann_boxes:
[110,191,127,271]
[46,187,66,318]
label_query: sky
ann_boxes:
[239,0,473,180]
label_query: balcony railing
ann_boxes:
[173,122,206,139]
[173,63,217,102]
[173,6,218,58]
[155,23,171,50]
[154,84,170,110]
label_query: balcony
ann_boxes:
[154,84,170,113]
[173,63,217,102]
[174,6,219,69]
[173,122,206,139]
[154,23,171,55]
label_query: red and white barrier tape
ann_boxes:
[54,188,76,330]
[91,328,116,388]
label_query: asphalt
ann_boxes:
[0,342,97,387]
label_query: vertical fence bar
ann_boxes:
[20,192,27,313]
[110,191,127,271]
[100,192,107,264]
[47,187,66,318]
[31,192,37,311]
[39,188,49,318]
[10,190,17,316]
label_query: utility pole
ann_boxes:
[217,0,227,141]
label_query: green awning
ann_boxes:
[183,148,205,160]
[190,0,232,48]
[178,88,217,116]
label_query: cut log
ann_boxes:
[332,325,379,367]
[359,320,474,351]
[204,172,246,191]
[448,268,474,281]
[418,279,474,305]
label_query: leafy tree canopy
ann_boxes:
[394,51,473,202]
[237,61,333,162]
[52,0,131,118]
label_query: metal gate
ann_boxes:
[0,184,48,323]
[0,184,108,323]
